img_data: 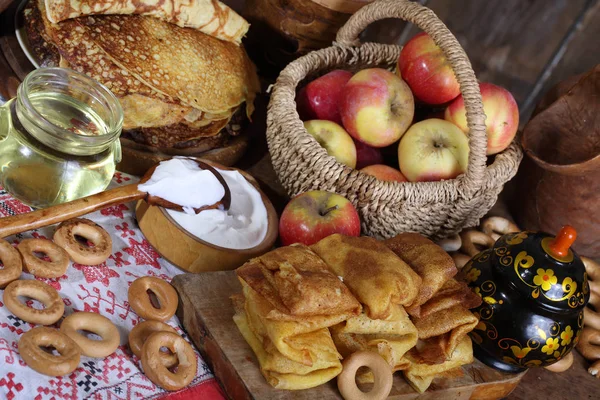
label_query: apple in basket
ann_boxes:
[339,68,415,148]
[279,191,360,246]
[354,139,384,169]
[296,70,353,124]
[398,119,469,182]
[304,120,357,168]
[445,82,519,155]
[361,164,407,183]
[397,32,460,105]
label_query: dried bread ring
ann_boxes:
[128,277,178,322]
[60,312,120,358]
[337,351,393,400]
[481,217,520,240]
[0,239,22,288]
[451,253,472,270]
[18,327,81,376]
[436,234,462,252]
[576,328,600,378]
[4,280,64,325]
[141,331,197,391]
[53,218,112,265]
[18,239,69,278]
[583,257,600,331]
[544,351,573,372]
[129,320,178,367]
[460,231,495,257]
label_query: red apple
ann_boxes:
[340,68,414,148]
[304,120,357,168]
[279,190,360,246]
[444,82,519,155]
[398,32,460,105]
[296,70,353,124]
[398,119,469,182]
[354,139,384,169]
[361,164,407,182]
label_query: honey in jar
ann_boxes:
[0,68,123,208]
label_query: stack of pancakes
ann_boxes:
[233,233,482,393]
[24,0,260,163]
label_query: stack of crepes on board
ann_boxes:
[233,233,482,393]
[24,0,259,154]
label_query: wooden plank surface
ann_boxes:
[172,271,525,400]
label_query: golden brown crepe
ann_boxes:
[236,244,361,318]
[232,295,342,390]
[417,278,482,319]
[403,336,473,393]
[412,304,478,362]
[331,303,418,375]
[384,233,457,316]
[44,0,250,44]
[311,234,421,320]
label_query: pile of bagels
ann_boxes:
[0,217,196,392]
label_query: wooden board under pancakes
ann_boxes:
[0,0,252,176]
[172,271,527,400]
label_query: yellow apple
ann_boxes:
[398,119,469,182]
[304,120,357,168]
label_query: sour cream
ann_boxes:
[165,167,268,250]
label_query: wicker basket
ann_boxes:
[266,0,523,240]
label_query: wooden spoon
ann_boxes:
[0,159,232,238]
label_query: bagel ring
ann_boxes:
[460,230,495,258]
[0,239,22,288]
[141,331,197,391]
[18,327,81,376]
[481,217,520,241]
[337,350,393,400]
[129,320,178,367]
[60,312,120,358]
[128,277,178,322]
[544,351,574,372]
[4,280,64,325]
[451,253,472,270]
[436,234,462,252]
[576,327,600,378]
[583,257,600,331]
[53,218,112,265]
[18,239,69,278]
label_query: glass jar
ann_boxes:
[0,68,123,208]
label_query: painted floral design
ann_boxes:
[560,326,573,346]
[541,337,560,355]
[466,268,481,283]
[533,268,558,291]
[510,346,532,359]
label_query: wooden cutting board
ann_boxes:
[171,271,526,400]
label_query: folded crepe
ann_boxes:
[311,234,421,320]
[331,303,418,377]
[384,233,457,317]
[44,0,250,44]
[403,336,473,393]
[417,278,482,319]
[237,244,361,318]
[232,295,342,390]
[412,304,478,363]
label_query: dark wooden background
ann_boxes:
[226,0,599,125]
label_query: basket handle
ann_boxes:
[336,0,488,194]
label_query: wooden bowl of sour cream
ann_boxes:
[135,160,278,273]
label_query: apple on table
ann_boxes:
[279,191,360,246]
[398,118,469,182]
[397,32,460,105]
[304,120,357,168]
[296,70,353,124]
[340,68,414,148]
[445,82,519,155]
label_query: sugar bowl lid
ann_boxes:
[491,226,589,311]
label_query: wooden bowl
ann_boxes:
[135,161,278,273]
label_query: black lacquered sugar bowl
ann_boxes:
[464,226,589,372]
